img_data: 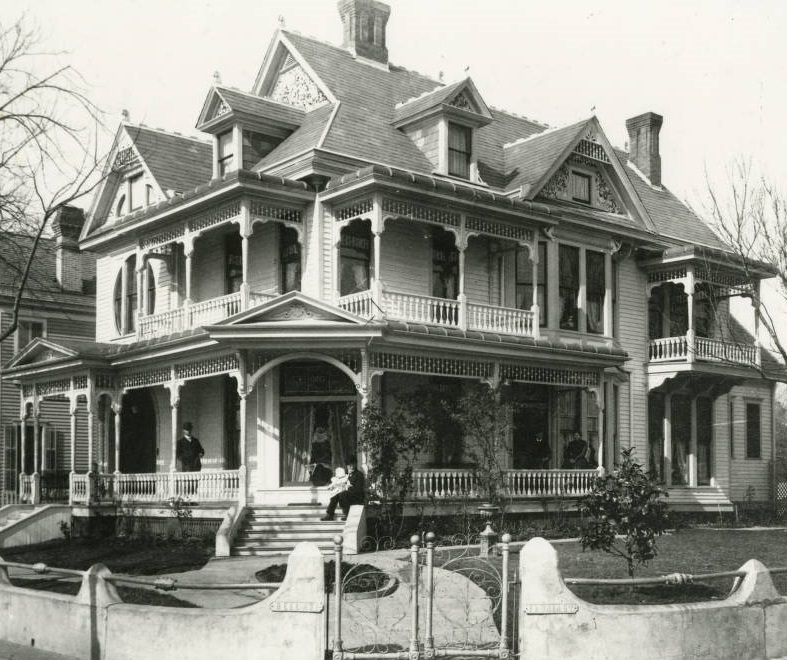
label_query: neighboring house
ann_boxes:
[0,207,96,501]
[2,0,782,514]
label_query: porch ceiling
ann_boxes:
[648,371,743,397]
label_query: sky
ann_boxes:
[6,0,787,210]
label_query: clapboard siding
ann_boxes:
[248,222,278,294]
[192,231,225,302]
[403,119,440,170]
[95,253,126,342]
[464,236,492,304]
[380,219,430,294]
[727,381,774,502]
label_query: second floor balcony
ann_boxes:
[649,332,760,368]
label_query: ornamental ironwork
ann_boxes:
[501,364,600,387]
[335,199,374,222]
[176,354,239,380]
[249,201,302,224]
[269,63,327,111]
[466,216,533,243]
[189,201,242,233]
[22,385,34,398]
[382,198,460,227]
[369,351,492,378]
[121,368,171,389]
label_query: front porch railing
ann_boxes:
[138,291,277,339]
[410,468,598,500]
[467,302,536,336]
[69,469,244,505]
[649,334,759,367]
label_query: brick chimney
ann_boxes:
[51,205,95,293]
[625,112,663,187]
[337,0,391,65]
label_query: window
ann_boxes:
[570,171,591,203]
[242,130,282,170]
[729,397,735,459]
[431,228,458,299]
[280,226,301,293]
[746,402,761,459]
[447,123,471,179]
[339,220,371,296]
[515,242,547,326]
[145,184,155,206]
[3,425,17,493]
[15,320,45,352]
[43,428,56,472]
[217,130,234,175]
[586,250,605,334]
[225,233,243,294]
[113,255,144,334]
[559,245,579,330]
[129,174,144,211]
[115,195,126,217]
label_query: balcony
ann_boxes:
[648,334,759,368]
[138,290,277,339]
[339,289,538,337]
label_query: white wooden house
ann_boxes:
[2,0,782,524]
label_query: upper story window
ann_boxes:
[431,228,458,299]
[570,171,591,203]
[280,227,301,293]
[516,242,547,326]
[113,257,155,335]
[225,233,243,294]
[586,250,605,334]
[447,123,472,179]
[15,319,45,352]
[129,174,144,211]
[559,245,579,330]
[217,131,234,176]
[340,220,371,296]
[242,130,283,170]
[746,402,761,459]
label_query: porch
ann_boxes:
[649,334,759,367]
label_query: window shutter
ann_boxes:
[44,427,57,472]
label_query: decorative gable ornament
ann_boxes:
[269,61,328,111]
[213,99,231,119]
[448,91,475,113]
[539,159,621,214]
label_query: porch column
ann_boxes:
[112,401,122,474]
[238,201,251,310]
[183,237,194,305]
[457,240,467,330]
[32,410,40,475]
[603,251,613,337]
[688,397,698,488]
[69,396,78,473]
[663,393,672,488]
[530,240,540,339]
[752,280,762,367]
[86,403,95,472]
[19,408,27,477]
[371,194,385,320]
[685,268,695,363]
[168,379,182,472]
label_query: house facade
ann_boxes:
[2,0,781,513]
[0,208,96,502]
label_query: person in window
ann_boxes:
[525,432,551,469]
[321,456,365,521]
[309,425,333,486]
[562,432,588,469]
[176,421,204,472]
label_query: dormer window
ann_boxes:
[129,174,144,211]
[570,171,591,204]
[217,130,234,175]
[242,130,282,170]
[448,123,472,179]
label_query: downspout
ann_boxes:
[772,382,777,511]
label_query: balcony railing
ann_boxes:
[69,469,244,505]
[410,468,598,500]
[138,291,276,339]
[338,288,538,338]
[649,334,759,367]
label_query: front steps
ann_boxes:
[232,504,344,556]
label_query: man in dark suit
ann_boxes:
[176,421,205,472]
[321,456,365,521]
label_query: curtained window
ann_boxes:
[586,250,605,334]
[559,245,579,330]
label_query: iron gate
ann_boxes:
[329,532,516,659]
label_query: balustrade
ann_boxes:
[649,335,758,367]
[467,303,535,336]
[338,290,374,318]
[410,468,597,500]
[383,290,460,327]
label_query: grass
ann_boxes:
[1,536,214,607]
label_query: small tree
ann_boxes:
[579,448,670,578]
[448,384,514,506]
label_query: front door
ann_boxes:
[120,389,157,473]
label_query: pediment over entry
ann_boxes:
[6,338,80,369]
[215,291,377,327]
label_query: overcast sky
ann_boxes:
[6,0,787,210]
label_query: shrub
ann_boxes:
[579,447,670,578]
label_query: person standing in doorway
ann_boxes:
[176,421,204,472]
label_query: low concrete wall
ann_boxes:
[215,505,245,557]
[0,505,71,548]
[0,542,325,660]
[519,537,787,660]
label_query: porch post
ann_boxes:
[457,240,467,331]
[686,268,695,363]
[19,407,27,500]
[135,251,145,339]
[69,395,78,473]
[604,251,613,337]
[183,237,194,305]
[238,200,251,310]
[371,193,385,320]
[688,397,698,488]
[530,238,540,339]
[32,410,40,477]
[663,393,672,489]
[168,379,182,501]
[752,280,762,367]
[112,401,122,474]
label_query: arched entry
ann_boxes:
[120,389,157,473]
[278,360,358,487]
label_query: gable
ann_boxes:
[6,338,78,369]
[217,292,374,326]
[257,38,332,112]
[539,154,623,215]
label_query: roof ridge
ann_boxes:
[502,117,590,149]
[489,105,550,129]
[123,122,211,144]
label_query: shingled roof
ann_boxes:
[126,124,212,194]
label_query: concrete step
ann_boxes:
[241,520,342,530]
[236,530,342,543]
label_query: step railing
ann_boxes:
[410,468,598,500]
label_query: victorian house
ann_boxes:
[2,1,781,547]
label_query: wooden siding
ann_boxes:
[464,236,493,305]
[248,222,278,295]
[380,219,430,294]
[614,256,649,463]
[727,381,773,502]
[320,203,335,301]
[95,253,125,342]
[403,119,440,170]
[192,231,225,302]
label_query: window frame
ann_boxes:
[128,173,144,211]
[559,244,580,331]
[570,170,592,204]
[431,228,459,300]
[585,249,606,335]
[745,401,762,459]
[515,242,547,326]
[447,122,472,179]
[15,319,46,353]
[339,220,372,297]
[280,226,302,293]
[217,130,234,176]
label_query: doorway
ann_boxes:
[120,389,157,473]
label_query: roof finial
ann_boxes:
[464,65,470,75]
[213,70,222,85]
[121,109,130,122]
[278,15,286,28]
[438,70,444,82]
